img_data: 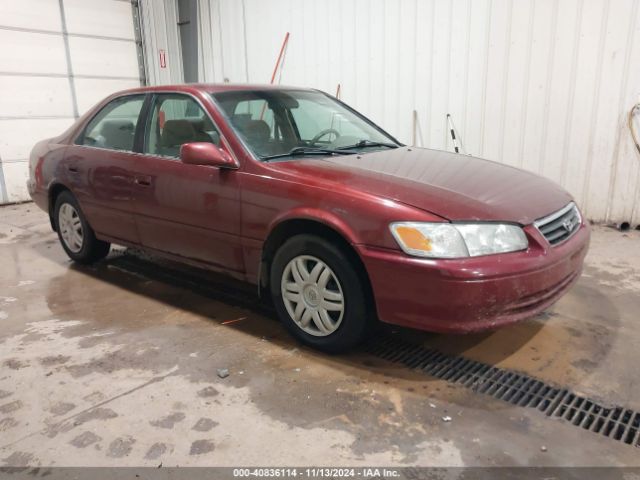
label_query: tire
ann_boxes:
[54,190,110,264]
[270,234,371,353]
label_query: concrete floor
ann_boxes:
[1,202,639,468]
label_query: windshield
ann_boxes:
[210,89,399,159]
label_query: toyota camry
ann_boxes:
[27,84,590,352]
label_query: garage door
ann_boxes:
[0,0,145,204]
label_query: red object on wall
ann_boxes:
[159,49,166,69]
[269,32,290,84]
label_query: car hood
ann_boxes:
[267,147,573,225]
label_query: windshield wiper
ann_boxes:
[336,140,399,150]
[261,146,356,161]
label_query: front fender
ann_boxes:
[267,206,360,245]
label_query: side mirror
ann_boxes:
[180,142,238,169]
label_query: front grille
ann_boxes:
[501,271,578,315]
[534,202,581,245]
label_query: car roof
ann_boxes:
[113,83,317,96]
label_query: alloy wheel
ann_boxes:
[280,255,345,336]
[58,203,84,253]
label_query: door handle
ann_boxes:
[134,175,152,187]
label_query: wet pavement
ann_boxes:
[1,202,639,467]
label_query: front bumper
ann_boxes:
[357,222,590,333]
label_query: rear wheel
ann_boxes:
[270,234,371,353]
[54,190,110,264]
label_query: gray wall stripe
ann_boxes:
[0,71,143,82]
[0,115,75,121]
[0,24,136,43]
[58,0,79,119]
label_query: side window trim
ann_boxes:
[133,94,153,153]
[142,93,166,158]
[74,93,147,152]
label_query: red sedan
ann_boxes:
[27,84,590,352]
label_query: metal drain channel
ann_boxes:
[365,335,640,448]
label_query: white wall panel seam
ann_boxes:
[497,0,513,163]
[241,0,249,82]
[558,0,584,188]
[169,0,184,84]
[57,0,79,119]
[0,115,75,120]
[479,0,492,156]
[216,0,226,81]
[426,0,435,148]
[0,25,136,43]
[410,0,418,140]
[394,0,403,135]
[581,0,611,216]
[196,0,207,82]
[516,0,536,169]
[461,0,472,150]
[380,0,386,124]
[0,72,141,81]
[537,0,559,176]
[443,0,453,149]
[141,0,158,84]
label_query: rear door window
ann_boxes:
[80,95,145,152]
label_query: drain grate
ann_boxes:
[366,335,640,448]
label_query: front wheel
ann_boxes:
[54,190,110,264]
[270,235,371,353]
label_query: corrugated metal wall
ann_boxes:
[141,0,640,224]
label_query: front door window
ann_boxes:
[144,94,221,159]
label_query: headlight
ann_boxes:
[389,222,528,258]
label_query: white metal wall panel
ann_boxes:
[170,0,639,224]
[68,37,140,78]
[63,0,136,39]
[0,0,143,204]
[0,30,68,75]
[139,0,184,85]
[1,0,62,31]
[2,162,31,204]
[0,119,73,161]
[74,78,142,114]
[0,76,74,118]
